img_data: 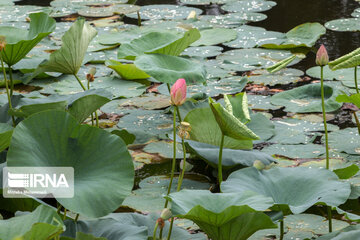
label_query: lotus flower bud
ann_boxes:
[160,208,172,220]
[170,78,187,106]
[0,36,6,51]
[86,67,96,82]
[316,44,329,66]
[253,160,265,171]
[156,218,165,229]
[178,121,191,139]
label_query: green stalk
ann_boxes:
[0,53,15,126]
[353,111,360,134]
[87,80,95,126]
[137,11,141,27]
[166,218,174,240]
[9,67,14,96]
[164,110,177,208]
[320,66,330,169]
[56,204,62,214]
[74,214,79,222]
[279,219,284,240]
[153,221,159,240]
[63,208,67,220]
[75,74,99,127]
[177,140,187,192]
[355,66,359,94]
[320,66,332,232]
[218,133,225,190]
[74,74,86,91]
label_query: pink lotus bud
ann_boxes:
[170,78,187,106]
[316,44,329,66]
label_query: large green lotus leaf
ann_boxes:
[118,28,200,59]
[269,118,338,145]
[33,18,97,75]
[125,4,203,20]
[352,8,360,18]
[261,143,325,158]
[0,123,13,152]
[270,83,342,113]
[122,175,211,213]
[7,111,134,218]
[106,60,150,80]
[222,167,351,214]
[0,12,55,66]
[191,28,237,46]
[166,190,276,240]
[61,232,108,240]
[105,212,207,240]
[328,128,360,155]
[0,205,64,240]
[115,93,171,110]
[306,65,357,85]
[186,139,276,168]
[185,107,258,149]
[157,75,248,98]
[223,25,285,49]
[329,47,360,70]
[262,22,326,49]
[249,68,303,86]
[209,98,260,140]
[134,54,206,84]
[62,218,147,240]
[199,12,267,27]
[325,18,360,32]
[249,214,349,240]
[317,225,360,240]
[182,46,223,58]
[248,95,282,110]
[221,0,276,13]
[217,48,300,72]
[20,223,63,240]
[336,93,360,108]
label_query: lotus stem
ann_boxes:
[164,109,177,208]
[218,133,225,190]
[9,67,14,97]
[153,221,159,240]
[137,11,141,27]
[74,73,99,127]
[74,213,79,222]
[166,218,174,240]
[87,80,95,126]
[355,66,359,94]
[177,140,187,192]
[0,53,15,126]
[63,208,67,220]
[327,206,332,232]
[320,66,332,232]
[56,204,62,214]
[353,111,360,134]
[320,66,330,169]
[280,219,284,240]
[74,74,86,91]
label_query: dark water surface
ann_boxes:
[16,0,360,70]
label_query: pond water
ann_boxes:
[16,0,360,71]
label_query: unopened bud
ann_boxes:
[178,121,191,139]
[253,160,265,171]
[160,208,172,220]
[0,36,6,51]
[316,44,329,66]
[156,217,165,229]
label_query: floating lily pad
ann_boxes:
[221,0,277,13]
[134,54,206,84]
[223,25,285,49]
[182,46,223,58]
[143,141,187,160]
[217,48,299,72]
[262,22,326,49]
[179,0,234,5]
[126,4,203,20]
[249,68,303,86]
[270,83,342,113]
[261,143,325,158]
[191,28,237,46]
[186,139,276,168]
[328,128,360,155]
[116,94,170,110]
[122,175,211,213]
[199,12,267,27]
[325,18,360,32]
[116,109,172,143]
[247,95,282,110]
[222,167,351,214]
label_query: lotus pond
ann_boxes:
[1,0,360,239]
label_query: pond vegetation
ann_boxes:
[1,0,360,239]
